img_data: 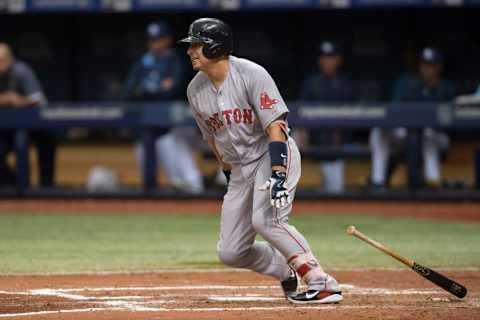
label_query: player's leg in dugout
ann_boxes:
[134,130,203,193]
[422,128,448,185]
[369,127,391,186]
[168,128,204,193]
[134,137,181,187]
[217,165,290,281]
[321,159,344,193]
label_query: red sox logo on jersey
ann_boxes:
[260,92,278,110]
[204,107,254,132]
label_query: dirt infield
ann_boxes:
[0,270,478,320]
[0,199,480,222]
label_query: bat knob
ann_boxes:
[346,225,356,235]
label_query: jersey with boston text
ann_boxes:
[187,56,288,166]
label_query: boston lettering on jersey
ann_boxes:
[204,107,253,132]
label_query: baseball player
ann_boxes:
[179,18,342,304]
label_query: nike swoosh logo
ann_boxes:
[280,153,287,158]
[305,291,319,299]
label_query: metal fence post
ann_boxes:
[142,129,157,192]
[14,129,30,193]
[407,129,422,190]
[475,148,480,190]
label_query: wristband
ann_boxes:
[269,141,288,168]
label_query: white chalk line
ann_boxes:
[29,289,90,301]
[0,308,120,318]
[0,284,445,298]
[0,283,369,293]
[95,296,152,300]
[57,285,282,292]
[209,296,282,302]
[0,291,29,296]
[1,284,476,318]
[27,289,160,312]
[14,284,442,296]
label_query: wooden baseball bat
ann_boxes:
[346,225,467,299]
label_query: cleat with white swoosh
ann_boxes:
[287,290,343,304]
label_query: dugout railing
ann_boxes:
[0,101,479,200]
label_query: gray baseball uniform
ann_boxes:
[187,56,330,290]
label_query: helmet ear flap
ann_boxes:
[202,44,214,59]
[202,41,224,59]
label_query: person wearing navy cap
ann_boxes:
[300,41,353,102]
[369,47,455,189]
[392,47,453,102]
[124,22,204,193]
[298,41,353,193]
[124,22,182,100]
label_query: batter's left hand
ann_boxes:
[259,170,291,209]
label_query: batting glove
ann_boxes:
[259,170,291,209]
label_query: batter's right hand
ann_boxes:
[259,170,291,209]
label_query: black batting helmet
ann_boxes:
[178,18,233,59]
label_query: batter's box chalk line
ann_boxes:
[0,283,476,318]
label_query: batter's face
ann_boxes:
[187,43,212,71]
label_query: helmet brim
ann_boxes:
[177,35,204,44]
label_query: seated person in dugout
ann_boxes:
[369,47,455,189]
[298,41,353,193]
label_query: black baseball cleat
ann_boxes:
[287,290,343,304]
[280,269,298,297]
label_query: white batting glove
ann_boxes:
[259,171,291,209]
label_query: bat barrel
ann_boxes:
[346,225,468,299]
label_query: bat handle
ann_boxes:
[347,225,414,267]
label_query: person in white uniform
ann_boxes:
[179,17,342,304]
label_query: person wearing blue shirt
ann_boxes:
[298,41,353,193]
[125,22,204,193]
[370,47,455,189]
[299,42,353,103]
[124,22,185,101]
[0,43,56,188]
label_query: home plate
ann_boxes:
[208,295,283,302]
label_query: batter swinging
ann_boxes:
[179,18,342,304]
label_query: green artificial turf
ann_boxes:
[0,213,478,274]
